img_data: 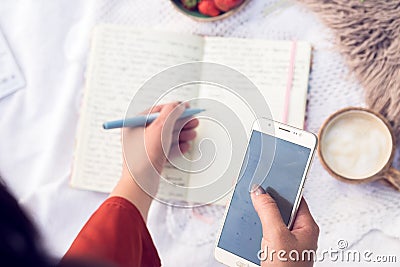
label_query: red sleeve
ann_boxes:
[62,197,161,267]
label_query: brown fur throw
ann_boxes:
[297,0,400,137]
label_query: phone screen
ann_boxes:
[217,130,312,265]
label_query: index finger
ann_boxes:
[142,102,189,115]
[140,104,166,115]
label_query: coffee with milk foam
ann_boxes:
[321,111,392,179]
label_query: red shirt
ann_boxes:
[63,197,161,267]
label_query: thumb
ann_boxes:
[250,185,287,238]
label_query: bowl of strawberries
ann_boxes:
[171,0,248,21]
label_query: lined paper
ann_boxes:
[71,25,203,194]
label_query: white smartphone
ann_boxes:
[215,118,317,267]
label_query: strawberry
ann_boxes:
[198,0,221,17]
[214,0,243,12]
[181,0,198,10]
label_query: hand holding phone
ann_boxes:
[251,188,319,267]
[215,118,319,267]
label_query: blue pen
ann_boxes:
[103,108,205,129]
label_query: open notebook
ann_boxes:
[70,24,312,204]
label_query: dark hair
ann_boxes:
[0,180,52,267]
[0,181,112,267]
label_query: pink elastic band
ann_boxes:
[282,40,297,124]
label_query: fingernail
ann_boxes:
[177,104,185,111]
[251,184,265,196]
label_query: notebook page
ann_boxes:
[185,37,311,204]
[186,72,253,204]
[71,25,203,197]
[201,37,311,128]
